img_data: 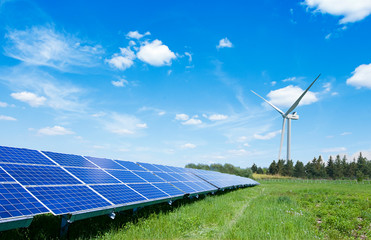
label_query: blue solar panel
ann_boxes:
[183,182,205,192]
[106,170,146,184]
[85,156,126,170]
[0,183,48,219]
[91,184,147,205]
[28,185,110,215]
[115,160,146,171]
[1,164,80,186]
[168,173,188,181]
[152,183,184,196]
[152,164,174,172]
[133,171,165,183]
[0,168,14,182]
[128,183,169,200]
[65,167,120,184]
[42,151,96,168]
[166,166,184,173]
[154,172,179,182]
[0,146,55,165]
[171,182,197,194]
[136,162,162,172]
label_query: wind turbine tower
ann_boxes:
[251,74,321,161]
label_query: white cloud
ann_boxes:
[106,47,136,70]
[321,147,347,153]
[136,123,147,128]
[126,31,150,40]
[182,118,202,125]
[0,115,16,121]
[137,39,176,66]
[111,78,129,87]
[254,130,281,140]
[228,149,248,156]
[207,114,228,121]
[267,85,318,107]
[304,0,371,24]
[175,113,189,121]
[11,91,46,107]
[4,26,103,70]
[104,113,146,136]
[271,81,277,86]
[0,101,8,107]
[184,52,192,62]
[340,132,352,136]
[181,143,196,149]
[38,125,74,136]
[346,63,371,89]
[282,77,296,82]
[217,38,233,49]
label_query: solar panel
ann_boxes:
[133,171,165,183]
[91,184,147,205]
[84,156,126,170]
[0,146,55,165]
[152,183,184,196]
[115,160,147,171]
[0,168,14,182]
[42,151,96,168]
[65,167,120,184]
[154,172,179,182]
[168,173,188,182]
[127,184,169,200]
[0,164,81,186]
[27,185,111,215]
[0,183,48,219]
[152,164,174,173]
[170,182,197,194]
[106,170,146,184]
[136,162,162,172]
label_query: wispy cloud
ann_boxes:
[104,113,147,136]
[126,31,150,40]
[0,115,17,121]
[181,143,196,149]
[205,114,228,121]
[38,125,74,136]
[111,78,129,87]
[254,130,281,140]
[321,147,347,153]
[4,26,103,71]
[267,85,318,107]
[0,101,8,107]
[182,118,202,125]
[175,113,189,121]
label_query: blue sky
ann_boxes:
[0,0,371,168]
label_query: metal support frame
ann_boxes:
[60,215,70,238]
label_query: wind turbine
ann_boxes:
[251,74,321,161]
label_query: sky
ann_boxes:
[0,0,371,168]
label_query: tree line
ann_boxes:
[251,153,371,180]
[185,163,253,178]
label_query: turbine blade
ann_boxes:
[284,74,321,116]
[278,118,285,160]
[251,90,284,116]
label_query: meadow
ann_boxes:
[1,180,370,239]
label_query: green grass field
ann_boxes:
[1,181,370,239]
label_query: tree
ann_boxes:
[283,160,294,176]
[326,156,335,179]
[257,167,264,174]
[333,155,344,179]
[268,161,278,175]
[293,161,306,178]
[251,163,258,173]
[277,160,285,175]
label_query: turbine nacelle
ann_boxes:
[286,112,299,120]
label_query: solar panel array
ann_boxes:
[0,145,258,230]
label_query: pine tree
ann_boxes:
[326,156,335,179]
[251,163,258,173]
[268,161,278,175]
[277,160,285,175]
[293,161,306,178]
[283,160,294,176]
[333,155,343,179]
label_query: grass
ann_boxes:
[1,181,370,239]
[253,173,293,179]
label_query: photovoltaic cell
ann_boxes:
[128,183,169,200]
[154,172,178,182]
[152,183,184,196]
[0,183,48,219]
[85,156,126,170]
[91,184,147,205]
[152,164,174,173]
[0,164,80,186]
[171,182,197,194]
[136,162,162,172]
[0,146,55,165]
[65,167,120,184]
[106,170,146,184]
[0,168,14,182]
[183,182,204,192]
[28,185,110,215]
[42,151,96,168]
[115,160,146,171]
[168,173,188,181]
[133,171,165,183]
